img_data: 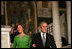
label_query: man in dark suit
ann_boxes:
[31,21,57,48]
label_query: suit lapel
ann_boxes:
[38,33,44,47]
[45,33,48,47]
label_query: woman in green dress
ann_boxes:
[12,24,31,48]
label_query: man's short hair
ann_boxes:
[39,21,48,27]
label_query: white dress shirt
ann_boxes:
[41,32,46,39]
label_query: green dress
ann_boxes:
[12,35,31,48]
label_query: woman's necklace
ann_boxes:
[18,34,26,38]
[19,35,25,38]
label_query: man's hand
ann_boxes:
[32,44,36,48]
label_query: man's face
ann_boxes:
[40,23,48,33]
[12,24,14,27]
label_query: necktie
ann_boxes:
[42,33,46,47]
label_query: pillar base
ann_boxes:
[55,42,62,48]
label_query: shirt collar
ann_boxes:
[41,32,46,39]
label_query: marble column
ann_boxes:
[34,1,37,33]
[52,1,62,48]
[1,26,11,48]
[1,1,4,15]
[66,1,71,44]
[5,1,8,25]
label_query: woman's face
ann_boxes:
[17,25,24,33]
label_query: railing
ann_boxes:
[47,12,66,35]
[47,23,53,35]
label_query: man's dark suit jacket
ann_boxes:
[31,33,57,48]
